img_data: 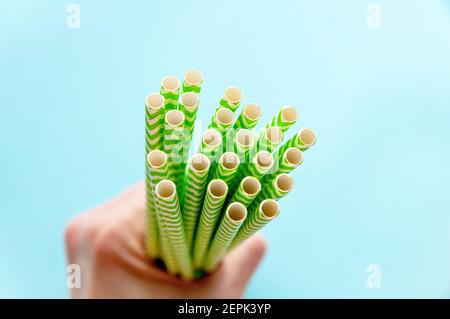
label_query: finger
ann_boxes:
[222,235,267,292]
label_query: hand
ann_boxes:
[64,181,267,298]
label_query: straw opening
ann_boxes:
[155,180,175,199]
[221,152,239,170]
[224,87,242,103]
[285,148,303,166]
[190,154,210,172]
[181,92,199,109]
[227,202,247,222]
[261,200,279,219]
[184,69,203,85]
[145,93,164,109]
[203,129,222,147]
[216,108,234,125]
[256,151,274,169]
[162,76,180,91]
[281,106,298,123]
[166,110,185,127]
[276,174,293,192]
[266,126,283,144]
[242,177,261,195]
[147,150,167,169]
[209,180,227,197]
[299,128,317,145]
[244,104,261,120]
[236,129,253,147]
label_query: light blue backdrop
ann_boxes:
[1,0,450,298]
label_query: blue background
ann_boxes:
[1,0,450,298]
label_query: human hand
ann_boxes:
[64,181,266,298]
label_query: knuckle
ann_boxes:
[64,217,85,250]
[64,209,102,250]
[91,225,119,260]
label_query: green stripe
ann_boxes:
[231,200,279,249]
[155,181,193,280]
[229,177,261,207]
[192,180,228,269]
[204,204,246,271]
[181,156,210,252]
[265,106,297,133]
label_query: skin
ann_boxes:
[64,181,267,298]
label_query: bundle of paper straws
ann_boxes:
[144,70,316,279]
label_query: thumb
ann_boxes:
[223,235,267,293]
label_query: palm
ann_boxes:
[65,181,266,298]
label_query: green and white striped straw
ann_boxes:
[233,103,262,130]
[181,154,211,252]
[147,151,178,275]
[145,168,159,259]
[145,93,166,153]
[255,126,284,153]
[219,86,242,112]
[213,152,240,185]
[265,105,298,133]
[230,176,261,207]
[144,93,165,259]
[179,92,200,174]
[155,180,193,280]
[199,128,223,166]
[240,150,275,180]
[204,202,247,272]
[265,147,303,183]
[193,179,228,269]
[250,173,294,213]
[160,76,180,111]
[277,128,317,154]
[232,129,254,165]
[231,199,280,249]
[163,110,185,192]
[182,69,203,93]
[208,107,234,137]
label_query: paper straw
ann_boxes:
[232,129,254,164]
[213,152,240,185]
[231,199,280,248]
[199,128,222,165]
[147,151,178,274]
[193,179,228,269]
[255,126,284,153]
[250,173,294,213]
[265,147,303,183]
[145,93,165,153]
[182,69,203,93]
[278,128,317,155]
[204,202,247,272]
[160,76,180,111]
[208,107,234,137]
[230,176,261,207]
[265,105,298,133]
[179,92,200,175]
[144,93,165,259]
[181,154,211,251]
[145,167,159,259]
[233,103,262,130]
[241,150,275,180]
[164,110,185,192]
[155,180,193,280]
[219,86,242,111]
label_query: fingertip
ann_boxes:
[247,234,267,259]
